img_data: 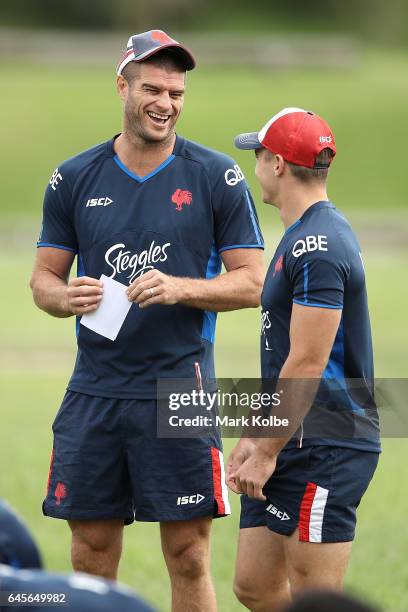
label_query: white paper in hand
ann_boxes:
[80,275,132,341]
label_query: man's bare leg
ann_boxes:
[160,516,216,612]
[285,528,352,595]
[233,526,290,612]
[69,519,124,581]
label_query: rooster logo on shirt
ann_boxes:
[273,254,284,277]
[171,189,193,212]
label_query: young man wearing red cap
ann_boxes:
[227,108,380,611]
[30,30,264,611]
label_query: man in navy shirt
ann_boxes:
[227,108,379,610]
[30,30,264,610]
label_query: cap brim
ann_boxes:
[117,43,196,75]
[234,132,262,150]
[163,44,196,70]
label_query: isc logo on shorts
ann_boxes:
[177,494,205,506]
[266,503,290,520]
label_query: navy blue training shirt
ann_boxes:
[261,201,380,452]
[0,565,155,611]
[38,135,264,398]
[0,501,43,570]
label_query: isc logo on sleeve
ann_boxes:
[292,235,328,258]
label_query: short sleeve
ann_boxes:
[211,160,264,253]
[286,236,349,309]
[37,166,78,253]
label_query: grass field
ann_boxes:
[1,48,408,222]
[1,48,408,611]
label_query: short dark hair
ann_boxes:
[121,50,186,85]
[287,148,334,184]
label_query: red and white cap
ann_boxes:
[234,107,336,169]
[116,29,196,76]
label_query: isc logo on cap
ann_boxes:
[319,136,332,144]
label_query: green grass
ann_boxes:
[1,49,408,611]
[2,372,408,611]
[1,243,407,611]
[1,48,408,224]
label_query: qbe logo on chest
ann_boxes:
[292,235,328,258]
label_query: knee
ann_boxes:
[233,570,263,609]
[289,563,328,596]
[290,567,343,594]
[234,574,289,611]
[233,578,258,609]
[165,540,208,581]
[69,520,122,554]
[69,520,123,580]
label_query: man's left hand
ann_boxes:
[233,447,278,500]
[126,269,185,308]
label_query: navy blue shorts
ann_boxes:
[44,391,231,524]
[240,445,379,543]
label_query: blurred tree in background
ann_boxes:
[2,0,408,46]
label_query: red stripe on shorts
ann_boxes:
[298,481,317,542]
[211,447,225,515]
[46,449,55,496]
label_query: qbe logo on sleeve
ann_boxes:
[49,168,63,191]
[292,235,328,258]
[224,164,245,186]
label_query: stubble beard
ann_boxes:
[124,102,176,148]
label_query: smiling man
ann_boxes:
[30,30,264,612]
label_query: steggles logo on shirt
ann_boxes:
[105,240,171,284]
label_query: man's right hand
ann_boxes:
[226,438,257,494]
[66,276,104,315]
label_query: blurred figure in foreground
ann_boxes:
[282,589,380,612]
[0,565,155,611]
[0,500,43,569]
[0,500,155,611]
